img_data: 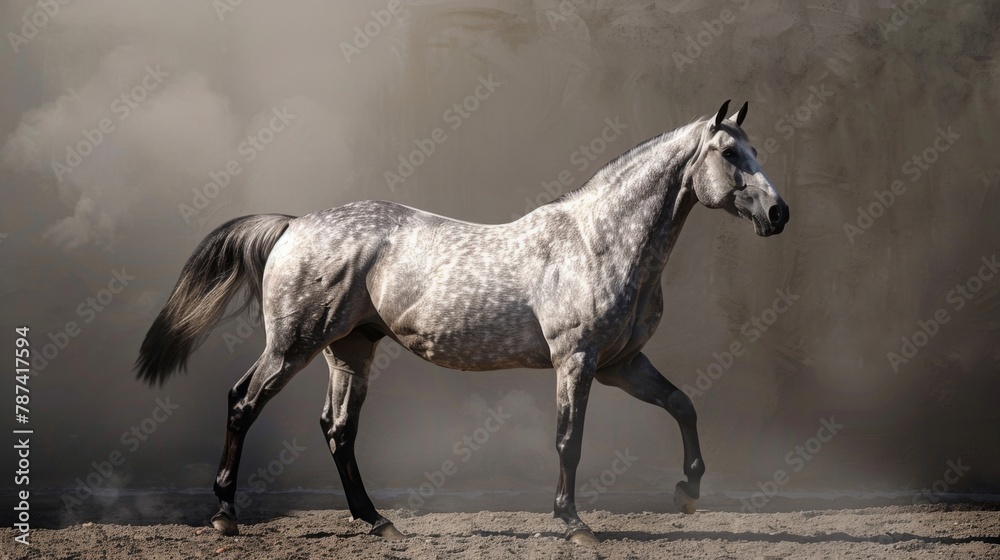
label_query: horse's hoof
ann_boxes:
[673,482,697,514]
[211,512,240,536]
[370,520,406,540]
[567,528,599,545]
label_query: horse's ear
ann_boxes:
[713,100,731,130]
[735,101,748,126]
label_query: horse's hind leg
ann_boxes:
[211,341,317,535]
[320,330,404,539]
[595,352,705,514]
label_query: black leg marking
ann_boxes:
[596,352,705,514]
[211,347,313,535]
[320,331,404,539]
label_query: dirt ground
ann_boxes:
[2,493,998,559]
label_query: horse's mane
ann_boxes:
[548,115,747,207]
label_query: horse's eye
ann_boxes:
[722,148,737,159]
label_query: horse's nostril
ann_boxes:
[768,204,781,225]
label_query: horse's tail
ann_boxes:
[135,214,294,386]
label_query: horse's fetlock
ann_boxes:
[554,491,578,512]
[687,457,706,478]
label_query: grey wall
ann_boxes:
[1,0,998,517]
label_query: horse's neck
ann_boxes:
[562,131,698,279]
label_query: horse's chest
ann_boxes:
[595,282,664,364]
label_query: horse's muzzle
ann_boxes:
[736,188,789,237]
[764,199,790,236]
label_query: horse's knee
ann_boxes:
[666,389,697,425]
[320,413,354,454]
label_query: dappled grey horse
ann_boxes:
[136,100,788,543]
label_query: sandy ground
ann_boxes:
[1,493,998,559]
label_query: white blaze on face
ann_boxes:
[734,134,780,203]
[748,170,780,199]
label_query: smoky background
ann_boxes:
[1,0,998,524]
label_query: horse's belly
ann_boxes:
[385,298,552,371]
[368,217,553,370]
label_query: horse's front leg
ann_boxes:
[595,352,705,514]
[551,350,599,544]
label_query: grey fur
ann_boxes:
[135,102,788,540]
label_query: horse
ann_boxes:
[135,100,789,544]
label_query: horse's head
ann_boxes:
[689,100,789,237]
